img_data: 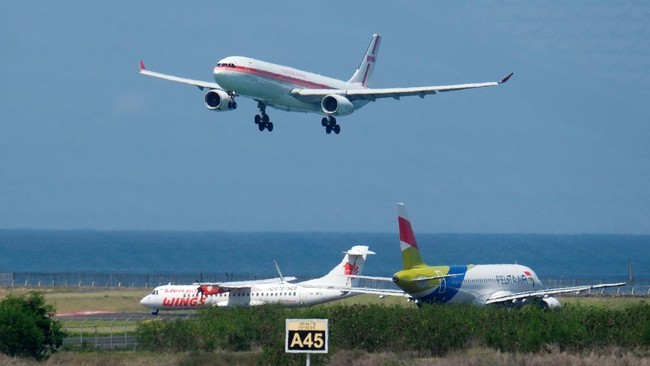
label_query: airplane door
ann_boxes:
[436,270,446,293]
[298,288,306,305]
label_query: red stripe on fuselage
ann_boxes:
[398,216,418,248]
[216,65,335,90]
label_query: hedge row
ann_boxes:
[136,303,650,362]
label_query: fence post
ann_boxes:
[110,317,117,349]
[125,316,132,349]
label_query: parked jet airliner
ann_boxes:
[139,246,374,314]
[139,34,513,134]
[340,204,625,308]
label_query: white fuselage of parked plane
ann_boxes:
[403,264,544,305]
[140,282,354,311]
[213,56,369,114]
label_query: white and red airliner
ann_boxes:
[139,34,513,134]
[139,245,374,314]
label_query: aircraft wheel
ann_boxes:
[232,102,237,109]
[333,124,341,134]
[254,115,261,124]
[326,126,332,134]
[321,117,328,127]
[267,122,274,132]
[262,114,270,124]
[258,122,266,131]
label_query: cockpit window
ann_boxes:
[217,63,236,68]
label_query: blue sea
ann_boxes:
[0,231,648,286]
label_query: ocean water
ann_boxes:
[0,230,647,285]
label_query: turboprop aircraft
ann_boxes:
[340,204,626,308]
[139,34,512,134]
[139,245,374,314]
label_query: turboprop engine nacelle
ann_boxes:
[204,90,237,111]
[321,94,354,116]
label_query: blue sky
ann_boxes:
[1,2,649,233]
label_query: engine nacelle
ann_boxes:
[204,90,237,111]
[321,94,354,116]
[541,296,561,309]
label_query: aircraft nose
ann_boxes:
[392,275,400,284]
[139,296,150,307]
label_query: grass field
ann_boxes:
[0,287,150,314]
[0,287,646,314]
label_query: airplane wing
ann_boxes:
[484,282,626,305]
[301,283,410,298]
[196,276,297,290]
[139,61,224,91]
[292,73,513,101]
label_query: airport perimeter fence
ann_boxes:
[61,316,142,350]
[0,271,278,289]
[0,271,648,296]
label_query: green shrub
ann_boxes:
[135,302,650,357]
[0,292,65,360]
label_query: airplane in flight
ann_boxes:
[139,245,374,314]
[343,204,626,308]
[139,34,513,134]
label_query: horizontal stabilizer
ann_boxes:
[301,283,408,297]
[411,273,461,282]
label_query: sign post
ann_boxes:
[285,318,328,366]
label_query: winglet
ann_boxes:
[139,60,146,71]
[499,72,514,84]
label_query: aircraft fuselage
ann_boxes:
[213,56,369,114]
[393,264,543,305]
[140,282,355,312]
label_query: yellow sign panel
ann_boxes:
[285,319,328,353]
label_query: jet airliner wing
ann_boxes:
[292,73,513,101]
[484,282,626,305]
[139,61,224,91]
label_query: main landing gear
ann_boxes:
[321,116,341,134]
[254,102,273,132]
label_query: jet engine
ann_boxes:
[541,296,561,309]
[204,90,237,111]
[321,94,354,116]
